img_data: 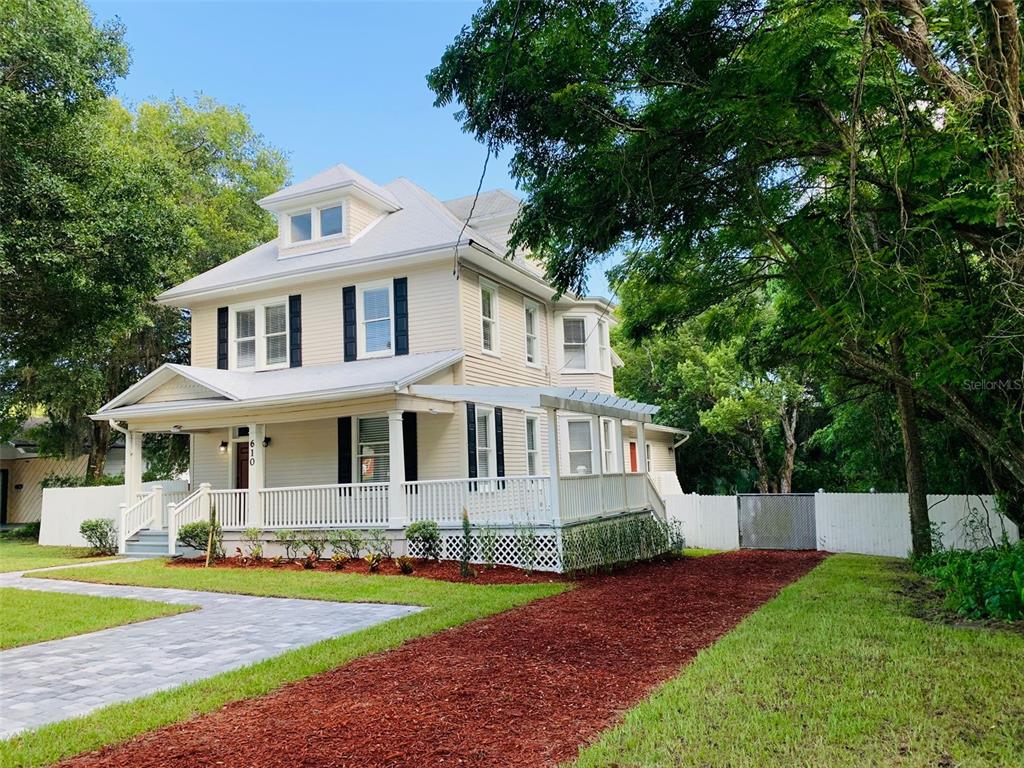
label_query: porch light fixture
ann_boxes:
[262,436,271,448]
[219,441,228,453]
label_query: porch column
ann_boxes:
[590,414,605,513]
[387,410,406,529]
[247,423,265,528]
[124,430,144,508]
[636,420,648,475]
[545,407,561,524]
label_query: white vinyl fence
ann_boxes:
[39,480,189,547]
[667,492,1019,557]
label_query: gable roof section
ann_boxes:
[158,178,504,304]
[443,189,521,223]
[96,350,464,420]
[259,163,401,211]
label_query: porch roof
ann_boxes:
[409,384,660,422]
[94,350,464,421]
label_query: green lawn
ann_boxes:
[0,588,191,649]
[0,541,114,573]
[570,554,1024,768]
[2,558,568,768]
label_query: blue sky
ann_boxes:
[88,0,616,297]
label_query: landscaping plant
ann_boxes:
[329,529,364,559]
[177,520,224,559]
[301,552,318,570]
[330,552,348,571]
[299,530,329,561]
[913,541,1024,621]
[460,508,473,578]
[241,528,263,561]
[365,551,383,573]
[513,518,538,574]
[478,522,498,569]
[405,520,441,560]
[0,522,41,541]
[273,530,300,560]
[78,519,118,555]
[395,555,415,575]
[364,529,393,559]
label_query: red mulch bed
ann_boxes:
[61,550,826,768]
[168,556,566,585]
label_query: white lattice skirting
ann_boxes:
[407,512,680,573]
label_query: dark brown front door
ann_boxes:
[235,442,250,489]
[629,442,638,473]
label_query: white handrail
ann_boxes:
[118,489,158,553]
[261,483,390,528]
[404,476,551,525]
[167,484,208,555]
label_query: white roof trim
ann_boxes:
[409,385,659,422]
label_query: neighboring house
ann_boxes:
[95,164,684,568]
[0,419,128,525]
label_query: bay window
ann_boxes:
[562,317,586,369]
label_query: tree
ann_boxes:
[429,0,1024,548]
[1,1,288,477]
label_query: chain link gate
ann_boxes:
[737,493,817,550]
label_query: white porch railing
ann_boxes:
[560,472,655,523]
[137,489,190,527]
[210,489,248,529]
[167,485,205,555]
[119,488,160,553]
[261,483,390,529]
[404,476,552,525]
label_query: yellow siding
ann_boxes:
[265,419,338,487]
[418,410,465,480]
[1,455,89,523]
[459,267,551,386]
[348,198,380,239]
[186,263,460,370]
[556,371,615,394]
[192,430,230,488]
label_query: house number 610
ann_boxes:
[249,439,256,466]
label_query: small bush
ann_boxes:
[365,551,383,572]
[274,529,300,559]
[0,522,40,541]
[395,555,415,574]
[79,518,117,555]
[913,541,1024,621]
[299,530,329,560]
[330,552,349,570]
[405,520,441,560]
[177,520,224,558]
[241,528,263,560]
[328,529,363,559]
[42,473,124,488]
[460,509,473,578]
[364,528,393,559]
[301,552,318,570]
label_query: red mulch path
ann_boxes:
[60,550,826,768]
[169,556,567,585]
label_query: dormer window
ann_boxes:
[320,205,343,237]
[289,211,312,242]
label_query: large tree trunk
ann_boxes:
[751,433,770,493]
[892,338,931,557]
[779,402,799,493]
[87,420,111,481]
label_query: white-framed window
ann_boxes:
[524,300,539,365]
[563,317,587,370]
[525,415,539,475]
[357,281,393,357]
[598,318,611,372]
[320,205,343,238]
[600,417,616,473]
[646,442,653,473]
[289,210,312,242]
[231,299,288,370]
[567,419,593,475]
[357,416,390,483]
[480,279,499,354]
[475,406,495,477]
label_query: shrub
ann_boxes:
[330,552,349,570]
[460,508,473,578]
[513,519,538,573]
[177,520,224,558]
[913,541,1024,621]
[561,514,679,574]
[42,473,124,488]
[0,522,40,541]
[365,551,383,572]
[274,529,300,559]
[301,552,318,570]
[241,528,264,560]
[478,523,498,569]
[364,528,393,559]
[299,530,330,560]
[79,519,117,555]
[405,520,441,560]
[328,529,363,559]
[395,555,415,574]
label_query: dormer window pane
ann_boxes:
[290,211,312,242]
[320,205,343,237]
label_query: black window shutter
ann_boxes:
[216,307,229,369]
[494,406,505,477]
[337,417,353,484]
[288,294,302,368]
[466,402,477,479]
[393,277,409,356]
[342,286,357,361]
[402,412,417,481]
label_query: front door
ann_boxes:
[628,441,638,473]
[235,442,250,490]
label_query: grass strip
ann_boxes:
[0,541,113,573]
[569,554,1024,768]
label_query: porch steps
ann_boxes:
[124,529,170,558]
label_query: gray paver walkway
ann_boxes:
[0,563,421,738]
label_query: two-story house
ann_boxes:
[94,164,683,570]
